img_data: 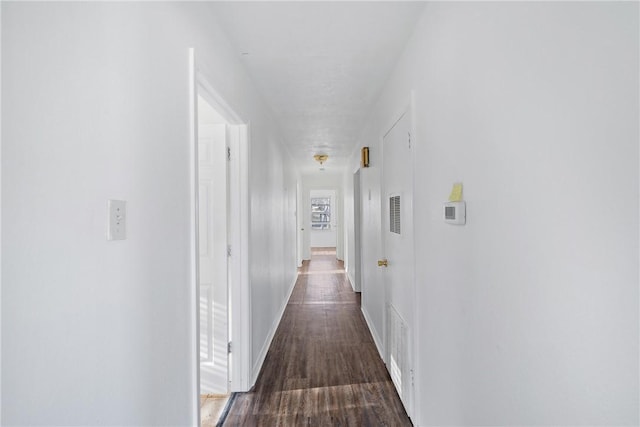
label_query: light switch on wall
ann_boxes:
[107,200,126,240]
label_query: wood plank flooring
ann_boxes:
[223,248,412,426]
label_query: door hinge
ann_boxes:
[408,132,412,149]
[227,341,232,354]
[227,245,232,257]
[227,147,231,161]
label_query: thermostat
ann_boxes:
[444,201,466,225]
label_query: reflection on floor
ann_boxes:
[201,394,229,427]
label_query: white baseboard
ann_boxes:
[347,271,356,292]
[250,273,298,386]
[361,305,384,361]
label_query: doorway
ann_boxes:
[310,189,336,249]
[190,49,251,426]
[353,170,362,292]
[197,94,230,424]
[296,182,303,267]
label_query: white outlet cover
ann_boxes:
[107,200,126,240]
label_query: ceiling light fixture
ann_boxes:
[314,154,328,166]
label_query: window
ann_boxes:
[311,198,331,230]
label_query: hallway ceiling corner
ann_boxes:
[210,1,425,175]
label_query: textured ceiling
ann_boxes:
[211,2,425,174]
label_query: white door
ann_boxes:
[381,110,415,417]
[198,123,229,394]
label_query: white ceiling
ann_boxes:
[210,2,425,175]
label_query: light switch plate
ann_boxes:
[107,200,126,240]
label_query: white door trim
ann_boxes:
[225,122,251,392]
[353,170,362,292]
[296,181,303,267]
[187,48,200,427]
[408,92,420,425]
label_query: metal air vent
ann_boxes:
[390,195,401,234]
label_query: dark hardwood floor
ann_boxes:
[222,247,412,426]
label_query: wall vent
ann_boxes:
[388,304,407,399]
[390,195,401,234]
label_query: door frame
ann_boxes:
[353,169,362,292]
[296,181,303,267]
[379,91,418,421]
[189,49,251,425]
[302,183,343,261]
[309,189,337,249]
[197,120,230,395]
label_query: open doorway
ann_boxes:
[353,170,362,292]
[190,50,251,427]
[310,189,336,250]
[196,95,230,425]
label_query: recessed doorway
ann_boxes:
[196,94,231,425]
[190,49,251,427]
[310,189,336,250]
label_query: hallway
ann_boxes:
[223,248,412,426]
[3,3,637,426]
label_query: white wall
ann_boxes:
[347,2,639,426]
[346,140,385,355]
[2,3,298,425]
[248,128,299,382]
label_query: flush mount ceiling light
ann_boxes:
[314,154,328,165]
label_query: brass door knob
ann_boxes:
[377,259,388,267]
